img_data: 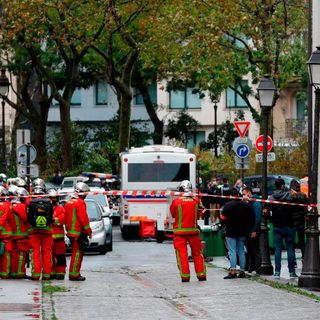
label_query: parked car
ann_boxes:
[65,198,112,254]
[108,195,120,225]
[243,174,300,195]
[86,192,113,251]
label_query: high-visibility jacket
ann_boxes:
[170,196,203,235]
[9,202,28,239]
[52,205,66,240]
[65,197,92,238]
[0,201,12,239]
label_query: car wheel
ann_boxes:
[106,233,113,252]
[121,225,131,239]
[156,230,165,243]
[99,245,108,255]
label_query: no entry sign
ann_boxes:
[255,135,273,153]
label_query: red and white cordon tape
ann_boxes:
[9,189,314,209]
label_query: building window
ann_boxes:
[135,84,157,105]
[96,80,108,105]
[226,80,248,108]
[187,131,205,148]
[70,88,81,105]
[52,88,81,106]
[170,88,201,109]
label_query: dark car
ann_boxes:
[243,174,300,195]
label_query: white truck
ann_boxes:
[119,145,196,242]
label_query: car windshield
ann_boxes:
[86,193,107,207]
[86,201,102,221]
[62,180,74,188]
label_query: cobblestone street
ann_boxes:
[39,227,320,320]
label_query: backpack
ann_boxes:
[27,198,54,228]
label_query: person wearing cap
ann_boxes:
[170,180,206,282]
[268,178,297,279]
[65,182,92,281]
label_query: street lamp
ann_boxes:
[211,95,220,157]
[257,75,276,275]
[0,69,10,173]
[298,46,320,289]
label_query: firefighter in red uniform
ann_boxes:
[65,182,92,281]
[170,180,207,282]
[0,186,13,279]
[27,187,54,280]
[9,187,29,278]
[48,189,67,280]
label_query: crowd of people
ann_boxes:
[0,172,307,283]
[0,176,92,281]
[197,176,307,280]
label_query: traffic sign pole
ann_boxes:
[27,143,31,193]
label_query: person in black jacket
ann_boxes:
[268,178,297,279]
[289,179,308,263]
[220,188,255,279]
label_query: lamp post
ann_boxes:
[257,75,276,275]
[0,69,10,174]
[211,95,220,157]
[298,46,320,289]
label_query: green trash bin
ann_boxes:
[200,228,226,257]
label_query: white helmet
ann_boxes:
[33,178,45,189]
[33,187,45,195]
[8,184,19,195]
[178,180,192,192]
[0,186,8,197]
[15,177,27,188]
[0,173,7,182]
[16,187,29,197]
[47,189,58,197]
[74,182,90,193]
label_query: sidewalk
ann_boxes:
[1,248,319,320]
[0,277,41,319]
[43,244,320,320]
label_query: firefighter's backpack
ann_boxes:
[27,198,53,228]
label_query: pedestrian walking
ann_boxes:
[268,178,297,279]
[170,180,206,282]
[65,182,92,281]
[220,188,255,279]
[242,186,262,274]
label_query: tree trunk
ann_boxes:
[118,90,132,152]
[59,101,73,170]
[33,107,49,172]
[137,83,163,144]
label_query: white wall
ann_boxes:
[156,79,261,144]
[47,85,151,123]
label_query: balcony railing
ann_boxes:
[285,119,308,138]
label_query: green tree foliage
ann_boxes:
[143,0,308,122]
[2,0,108,170]
[165,110,199,147]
